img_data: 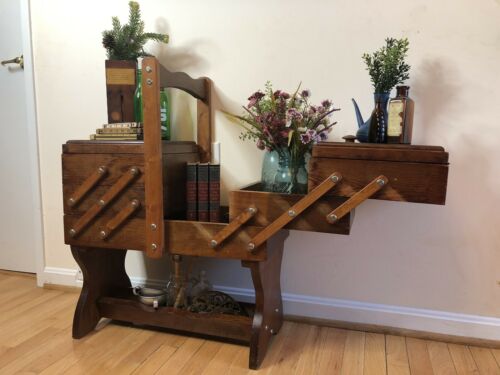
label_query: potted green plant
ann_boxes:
[102,1,169,123]
[352,37,410,142]
[229,82,338,194]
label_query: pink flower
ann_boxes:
[256,139,265,150]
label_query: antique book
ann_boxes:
[186,162,198,221]
[197,163,210,222]
[209,164,220,222]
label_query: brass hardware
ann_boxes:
[247,207,257,215]
[287,209,296,217]
[210,240,218,248]
[151,243,158,251]
[1,55,24,69]
[69,228,76,237]
[99,230,107,239]
[145,66,152,73]
[150,223,157,230]
[146,78,153,86]
[247,242,256,252]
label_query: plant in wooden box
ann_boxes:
[102,1,169,123]
[230,82,338,194]
[352,38,410,143]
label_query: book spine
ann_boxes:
[102,122,142,128]
[197,163,210,222]
[209,164,221,223]
[97,127,143,134]
[186,163,198,221]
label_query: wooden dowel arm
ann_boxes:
[68,167,140,237]
[100,199,140,239]
[247,172,342,252]
[67,165,107,207]
[210,206,258,249]
[326,175,388,223]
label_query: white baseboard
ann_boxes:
[42,266,500,341]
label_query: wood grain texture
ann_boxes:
[309,157,449,205]
[469,346,500,374]
[211,205,257,248]
[69,167,139,237]
[102,199,140,239]
[326,175,387,223]
[197,78,212,163]
[229,184,351,235]
[64,216,268,260]
[63,140,198,154]
[243,230,288,369]
[427,340,457,375]
[406,337,434,375]
[248,173,342,249]
[66,165,107,207]
[312,142,449,163]
[142,56,164,258]
[448,344,478,374]
[364,332,387,375]
[2,273,500,374]
[386,335,411,375]
[341,330,365,374]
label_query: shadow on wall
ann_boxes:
[411,58,461,142]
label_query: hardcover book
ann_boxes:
[209,164,220,222]
[197,163,210,222]
[186,163,198,221]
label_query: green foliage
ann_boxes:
[362,38,410,93]
[102,1,169,61]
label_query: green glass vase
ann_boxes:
[261,147,309,194]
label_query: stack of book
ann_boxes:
[186,163,220,222]
[90,122,143,140]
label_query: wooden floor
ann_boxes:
[1,272,499,374]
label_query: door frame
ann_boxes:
[16,0,45,285]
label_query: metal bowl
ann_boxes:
[133,286,167,308]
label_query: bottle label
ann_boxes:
[160,109,167,122]
[387,100,404,137]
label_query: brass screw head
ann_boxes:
[69,228,76,237]
[68,197,75,206]
[98,166,107,174]
[151,243,158,251]
[131,200,139,208]
[247,207,257,215]
[210,240,218,248]
[247,242,255,251]
[130,167,139,176]
[146,78,153,86]
[328,213,338,222]
[98,199,105,206]
[99,230,107,238]
[150,223,157,230]
[376,178,386,186]
[288,210,296,217]
[145,66,152,73]
[331,174,339,183]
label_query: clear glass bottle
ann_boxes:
[387,86,415,144]
[160,88,170,140]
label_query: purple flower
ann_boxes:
[300,133,312,144]
[318,131,329,141]
[301,89,311,98]
[256,139,265,150]
[247,91,265,108]
[286,108,303,121]
[279,91,290,99]
[308,105,317,115]
[273,90,282,98]
[321,99,332,109]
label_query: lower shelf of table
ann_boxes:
[97,295,253,343]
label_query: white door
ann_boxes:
[0,0,41,273]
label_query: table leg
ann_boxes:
[71,246,131,338]
[243,230,288,369]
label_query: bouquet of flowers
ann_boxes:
[230,82,339,193]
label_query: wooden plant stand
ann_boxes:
[61,57,450,369]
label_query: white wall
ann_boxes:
[32,0,500,338]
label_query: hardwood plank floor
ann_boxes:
[0,272,499,374]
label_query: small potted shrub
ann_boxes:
[102,1,169,123]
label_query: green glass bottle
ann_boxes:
[160,88,170,140]
[133,69,143,124]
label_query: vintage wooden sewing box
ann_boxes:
[61,57,449,369]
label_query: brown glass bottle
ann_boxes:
[368,100,386,143]
[387,86,414,144]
